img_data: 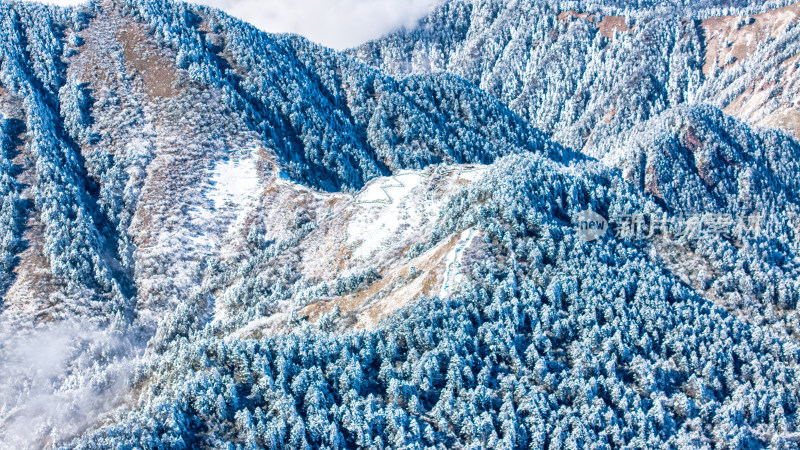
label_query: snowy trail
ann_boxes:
[440,227,477,297]
[355,166,488,205]
[354,171,422,205]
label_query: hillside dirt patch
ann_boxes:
[558,12,630,39]
[116,25,179,99]
[598,16,629,38]
[300,232,462,330]
[701,3,800,75]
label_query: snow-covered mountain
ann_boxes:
[352,0,800,149]
[0,0,799,448]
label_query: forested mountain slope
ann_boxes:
[71,153,800,448]
[603,104,800,340]
[0,0,798,448]
[0,0,565,315]
[351,0,800,149]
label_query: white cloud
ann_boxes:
[0,321,138,447]
[196,0,440,49]
[19,0,440,50]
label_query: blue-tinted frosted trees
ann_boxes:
[0,117,22,291]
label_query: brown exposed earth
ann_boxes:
[557,11,630,39]
[116,25,179,99]
[701,3,800,75]
[706,3,800,139]
[598,16,629,38]
[300,231,464,330]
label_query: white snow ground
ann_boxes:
[208,149,262,214]
[345,166,487,262]
[346,170,430,260]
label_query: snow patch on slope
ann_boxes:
[137,147,265,311]
[345,166,487,262]
[346,170,430,260]
[190,147,264,238]
[208,148,262,215]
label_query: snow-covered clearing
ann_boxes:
[456,166,489,182]
[208,148,262,220]
[346,166,487,262]
[346,170,433,260]
[188,147,264,243]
